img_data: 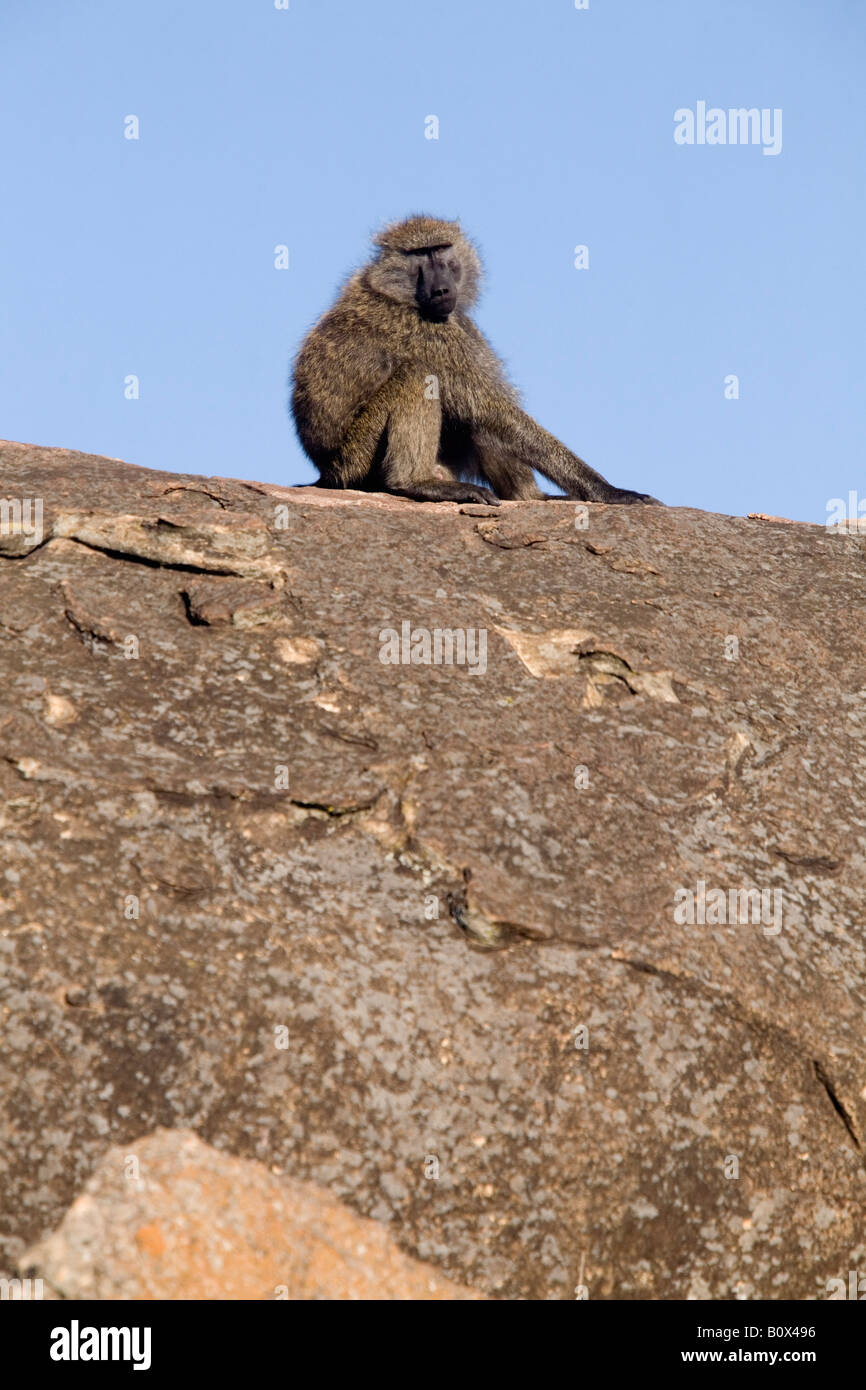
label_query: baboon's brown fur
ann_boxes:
[291,215,657,506]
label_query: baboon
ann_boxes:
[291,215,659,506]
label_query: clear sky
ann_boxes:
[1,0,863,522]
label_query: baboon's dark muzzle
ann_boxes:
[422,281,456,319]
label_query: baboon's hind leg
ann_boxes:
[468,426,545,500]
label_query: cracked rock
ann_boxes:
[1,439,865,1300]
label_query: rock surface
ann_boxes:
[1,439,865,1300]
[22,1128,480,1299]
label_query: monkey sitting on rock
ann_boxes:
[291,215,659,506]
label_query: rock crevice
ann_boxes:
[1,440,865,1300]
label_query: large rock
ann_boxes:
[22,1128,480,1300]
[1,439,864,1300]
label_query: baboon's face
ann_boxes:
[366,221,479,316]
[409,244,462,321]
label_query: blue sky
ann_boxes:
[1,0,863,522]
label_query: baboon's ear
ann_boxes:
[451,232,483,309]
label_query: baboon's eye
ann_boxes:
[401,243,453,257]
